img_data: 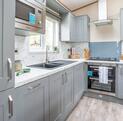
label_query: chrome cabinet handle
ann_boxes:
[7,58,12,81]
[28,83,41,90]
[8,95,13,118]
[65,72,68,83]
[62,74,64,85]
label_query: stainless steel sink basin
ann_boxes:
[28,60,76,69]
[29,62,63,68]
[51,60,76,65]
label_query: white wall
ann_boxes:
[73,0,123,42]
[15,36,71,66]
[15,35,89,66]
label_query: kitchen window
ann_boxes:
[29,16,60,52]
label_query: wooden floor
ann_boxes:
[66,97,123,121]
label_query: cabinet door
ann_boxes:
[75,16,84,42]
[61,13,90,42]
[49,72,63,121]
[16,78,49,121]
[83,16,90,42]
[0,0,15,91]
[70,14,76,41]
[121,9,123,40]
[73,63,84,105]
[62,68,73,119]
[75,16,90,42]
[0,0,3,91]
[117,65,123,99]
[61,14,71,41]
[0,89,15,121]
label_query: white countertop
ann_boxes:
[84,60,117,64]
[83,60,123,64]
[15,59,123,88]
[15,59,83,88]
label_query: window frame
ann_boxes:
[29,16,60,53]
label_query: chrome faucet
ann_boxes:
[46,46,49,64]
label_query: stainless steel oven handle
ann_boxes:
[8,58,12,81]
[8,95,13,118]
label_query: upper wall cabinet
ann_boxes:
[61,13,90,43]
[120,8,123,40]
[0,0,15,92]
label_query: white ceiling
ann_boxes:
[57,0,98,11]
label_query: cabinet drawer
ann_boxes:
[16,77,48,94]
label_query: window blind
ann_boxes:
[46,7,62,21]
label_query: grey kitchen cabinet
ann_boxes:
[73,63,84,105]
[62,68,74,120]
[120,8,123,40]
[49,68,74,121]
[0,89,16,121]
[61,13,90,42]
[15,78,49,121]
[116,65,123,99]
[0,0,15,92]
[83,16,90,42]
[49,72,63,121]
[75,16,90,42]
[61,13,75,42]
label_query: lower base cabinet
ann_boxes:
[15,78,49,121]
[62,68,73,120]
[15,63,84,121]
[49,72,63,121]
[116,65,123,99]
[49,68,74,121]
[73,63,85,105]
[0,89,16,121]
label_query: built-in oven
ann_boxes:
[15,0,45,35]
[88,62,116,93]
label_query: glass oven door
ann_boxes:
[88,65,115,93]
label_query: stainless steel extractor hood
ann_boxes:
[94,0,113,26]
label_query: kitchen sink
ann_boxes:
[28,60,76,69]
[29,62,63,69]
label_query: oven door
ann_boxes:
[88,64,115,93]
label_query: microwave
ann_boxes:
[15,0,45,35]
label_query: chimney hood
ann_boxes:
[94,0,113,26]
